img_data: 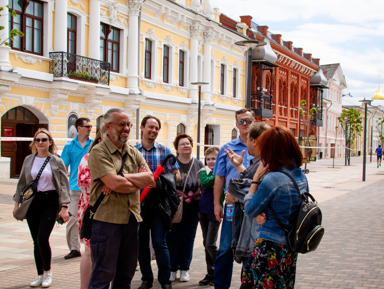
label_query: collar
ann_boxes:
[104,136,129,155]
[137,141,160,151]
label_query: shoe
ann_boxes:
[170,271,177,282]
[161,284,172,289]
[199,274,214,286]
[138,280,152,289]
[180,270,189,282]
[29,275,43,287]
[64,250,81,259]
[42,272,52,288]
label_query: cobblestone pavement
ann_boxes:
[0,156,383,288]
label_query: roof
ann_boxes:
[320,64,340,79]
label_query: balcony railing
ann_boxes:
[310,111,323,126]
[251,93,273,118]
[49,52,110,85]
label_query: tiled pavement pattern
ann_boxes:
[0,156,383,288]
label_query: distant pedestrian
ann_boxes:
[243,126,308,289]
[87,108,154,289]
[167,133,204,283]
[213,108,255,289]
[135,115,180,289]
[13,128,70,288]
[375,144,382,168]
[197,146,220,286]
[61,117,93,260]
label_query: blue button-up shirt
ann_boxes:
[135,142,179,173]
[213,137,254,193]
[61,136,93,191]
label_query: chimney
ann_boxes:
[312,58,320,66]
[272,34,282,44]
[283,41,293,50]
[304,53,312,61]
[294,47,303,56]
[239,15,252,28]
[257,25,268,36]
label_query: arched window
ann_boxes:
[177,123,185,135]
[96,115,103,134]
[100,23,120,72]
[67,13,77,55]
[67,113,78,138]
[231,128,238,140]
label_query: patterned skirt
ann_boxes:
[241,238,297,289]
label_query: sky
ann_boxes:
[209,0,384,98]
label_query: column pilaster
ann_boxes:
[89,0,100,60]
[54,0,67,52]
[0,0,12,71]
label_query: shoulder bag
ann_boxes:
[80,152,127,240]
[172,158,195,223]
[14,156,51,221]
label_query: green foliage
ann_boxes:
[68,71,98,82]
[376,117,384,142]
[0,5,24,46]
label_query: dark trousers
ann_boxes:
[139,211,171,285]
[167,202,199,271]
[88,217,138,289]
[199,213,220,275]
[26,190,59,275]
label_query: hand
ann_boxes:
[138,165,147,173]
[256,212,267,225]
[102,185,113,195]
[225,148,244,168]
[225,193,237,204]
[57,208,70,223]
[13,202,20,220]
[214,203,223,223]
[253,163,269,182]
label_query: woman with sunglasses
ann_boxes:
[13,128,70,288]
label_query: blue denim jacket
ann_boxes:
[244,166,307,245]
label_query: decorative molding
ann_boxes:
[110,74,120,81]
[161,84,173,91]
[190,24,200,38]
[178,87,187,94]
[68,0,85,10]
[0,85,11,95]
[142,79,156,88]
[14,53,43,64]
[127,0,144,17]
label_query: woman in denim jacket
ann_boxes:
[243,126,307,289]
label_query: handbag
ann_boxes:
[172,158,195,224]
[14,156,51,221]
[80,152,127,240]
[227,178,252,202]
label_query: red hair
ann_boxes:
[257,125,303,171]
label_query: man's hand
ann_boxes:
[224,148,244,168]
[225,193,237,204]
[214,203,223,223]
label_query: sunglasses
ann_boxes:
[34,138,49,143]
[237,118,254,125]
[81,125,93,129]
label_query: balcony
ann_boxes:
[310,111,323,126]
[251,93,273,119]
[49,52,110,85]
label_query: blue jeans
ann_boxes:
[138,211,171,285]
[167,202,199,271]
[214,204,234,289]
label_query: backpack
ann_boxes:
[269,171,324,254]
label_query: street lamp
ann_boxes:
[191,82,209,160]
[234,39,266,108]
[360,99,372,181]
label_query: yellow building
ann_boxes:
[0,0,255,177]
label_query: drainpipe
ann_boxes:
[324,99,332,157]
[136,3,143,143]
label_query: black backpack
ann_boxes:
[269,171,324,254]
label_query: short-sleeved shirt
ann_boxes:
[376,147,382,157]
[135,142,179,173]
[213,137,254,193]
[61,136,93,191]
[88,137,149,224]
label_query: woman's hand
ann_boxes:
[256,212,267,225]
[58,207,70,223]
[253,163,269,182]
[225,148,244,168]
[13,202,20,220]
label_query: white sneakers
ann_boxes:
[29,275,43,287]
[170,271,177,282]
[42,271,52,288]
[180,270,190,282]
[170,270,189,282]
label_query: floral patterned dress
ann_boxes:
[77,153,91,248]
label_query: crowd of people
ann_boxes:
[12,107,308,289]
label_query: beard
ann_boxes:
[110,127,129,144]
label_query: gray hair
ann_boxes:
[100,108,125,139]
[248,122,271,140]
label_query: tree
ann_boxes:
[338,108,363,166]
[299,99,317,163]
[376,117,384,143]
[0,5,24,46]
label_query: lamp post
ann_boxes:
[360,99,372,181]
[191,82,209,160]
[234,39,266,108]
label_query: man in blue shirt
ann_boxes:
[213,108,255,289]
[135,115,180,289]
[376,144,382,168]
[61,117,93,259]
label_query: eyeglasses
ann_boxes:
[81,125,93,129]
[109,122,133,128]
[237,118,254,125]
[34,138,49,143]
